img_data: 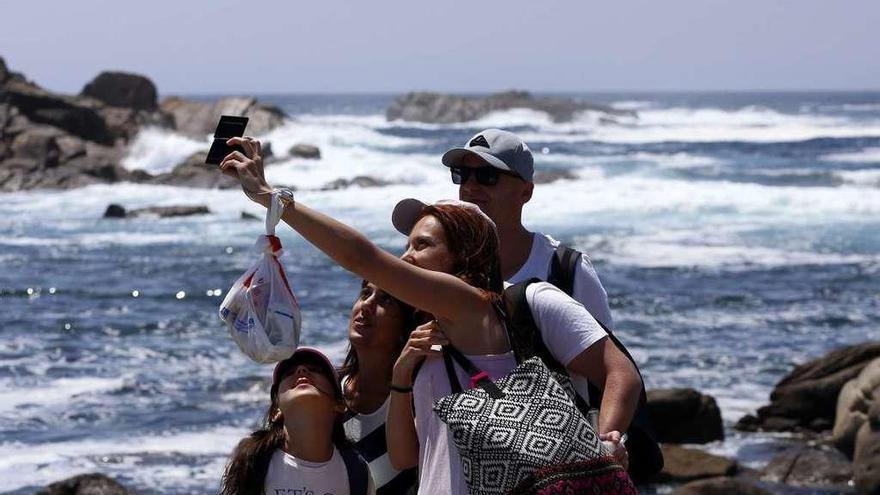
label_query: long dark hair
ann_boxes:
[220,369,351,495]
[338,280,417,393]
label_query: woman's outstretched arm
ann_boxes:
[220,138,501,354]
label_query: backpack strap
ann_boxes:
[549,244,581,297]
[441,346,505,399]
[339,447,369,495]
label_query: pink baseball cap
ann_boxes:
[271,347,341,399]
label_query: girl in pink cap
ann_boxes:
[220,347,375,495]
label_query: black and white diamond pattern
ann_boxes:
[433,357,606,495]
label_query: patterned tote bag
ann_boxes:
[433,347,638,495]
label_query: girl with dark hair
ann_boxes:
[220,347,374,495]
[339,281,419,494]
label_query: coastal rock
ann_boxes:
[2,80,114,145]
[104,204,211,218]
[80,71,158,111]
[319,175,390,191]
[131,205,211,218]
[97,105,174,141]
[289,143,321,159]
[670,477,772,495]
[160,96,286,138]
[738,341,880,433]
[760,447,853,488]
[36,473,136,495]
[655,445,737,482]
[533,169,577,184]
[833,357,880,456]
[104,204,127,218]
[386,90,636,124]
[854,401,880,495]
[149,152,238,189]
[11,126,62,167]
[0,140,129,192]
[0,57,9,84]
[646,388,724,444]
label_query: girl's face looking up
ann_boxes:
[349,282,407,351]
[275,357,340,418]
[401,215,455,274]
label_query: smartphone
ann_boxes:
[205,115,249,165]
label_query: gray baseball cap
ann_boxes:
[442,128,534,182]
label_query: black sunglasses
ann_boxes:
[450,166,520,186]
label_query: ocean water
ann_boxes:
[1,92,879,493]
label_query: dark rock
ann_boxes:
[36,472,136,495]
[386,90,637,124]
[760,447,853,488]
[149,151,238,189]
[0,57,9,84]
[11,126,61,167]
[834,357,880,457]
[289,143,321,159]
[320,175,391,191]
[241,211,260,221]
[104,204,127,218]
[160,96,286,138]
[655,445,737,482]
[671,477,773,495]
[97,106,174,141]
[129,205,211,218]
[533,169,577,184]
[740,341,880,433]
[0,142,130,193]
[854,401,880,495]
[80,72,158,111]
[646,388,724,444]
[2,80,114,145]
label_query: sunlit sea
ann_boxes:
[2,92,879,493]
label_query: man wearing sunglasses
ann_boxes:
[442,128,613,329]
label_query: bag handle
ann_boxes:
[441,346,505,399]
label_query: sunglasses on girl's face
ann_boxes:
[450,166,519,186]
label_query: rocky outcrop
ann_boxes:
[149,152,239,189]
[160,96,285,138]
[738,342,880,433]
[854,401,880,495]
[320,175,392,191]
[81,72,158,111]
[759,447,852,488]
[646,388,724,444]
[3,79,115,145]
[833,357,880,456]
[289,143,321,159]
[103,204,211,218]
[655,445,737,483]
[0,56,289,192]
[386,90,636,124]
[533,169,577,184]
[670,477,772,495]
[36,473,136,495]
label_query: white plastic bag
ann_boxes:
[219,193,301,363]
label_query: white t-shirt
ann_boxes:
[508,232,614,330]
[264,447,376,495]
[412,282,607,494]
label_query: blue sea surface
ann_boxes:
[1,92,879,493]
